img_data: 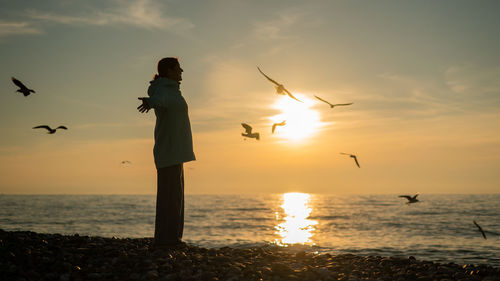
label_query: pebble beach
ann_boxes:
[1,229,499,281]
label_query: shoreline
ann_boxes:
[1,229,499,281]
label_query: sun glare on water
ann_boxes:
[270,94,322,142]
[275,192,318,245]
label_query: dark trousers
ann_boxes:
[155,164,184,245]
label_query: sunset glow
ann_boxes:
[269,94,322,142]
[0,1,499,195]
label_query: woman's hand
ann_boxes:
[137,97,151,113]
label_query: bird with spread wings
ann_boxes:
[314,95,353,108]
[241,123,260,140]
[473,220,487,239]
[257,67,302,102]
[11,77,36,97]
[398,194,419,204]
[33,125,67,134]
[272,120,286,134]
[340,153,360,168]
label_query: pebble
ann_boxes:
[0,229,499,281]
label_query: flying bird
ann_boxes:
[272,120,286,134]
[314,95,353,108]
[473,220,487,239]
[398,194,419,204]
[257,67,302,102]
[241,123,260,140]
[121,161,132,164]
[340,153,360,168]
[33,125,67,134]
[11,77,35,96]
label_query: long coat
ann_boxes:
[147,77,196,168]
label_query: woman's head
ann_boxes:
[156,57,183,82]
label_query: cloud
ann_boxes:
[336,71,466,123]
[375,72,445,102]
[253,22,288,40]
[227,6,315,57]
[251,7,318,41]
[188,58,283,133]
[25,0,194,32]
[367,65,500,121]
[0,20,42,37]
[445,65,500,96]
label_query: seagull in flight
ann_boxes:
[33,125,67,134]
[241,123,260,140]
[272,120,286,134]
[473,220,487,239]
[11,77,35,96]
[314,95,353,108]
[257,67,302,102]
[340,153,360,168]
[398,194,419,204]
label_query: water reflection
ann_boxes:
[275,192,318,245]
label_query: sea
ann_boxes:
[0,194,498,267]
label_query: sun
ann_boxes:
[269,93,322,142]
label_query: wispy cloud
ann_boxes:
[251,7,315,40]
[370,65,500,119]
[25,0,194,32]
[191,58,278,132]
[252,18,294,40]
[445,65,500,96]
[227,6,316,56]
[337,71,466,122]
[0,20,42,37]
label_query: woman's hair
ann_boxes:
[153,57,179,80]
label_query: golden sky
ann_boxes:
[1,1,499,194]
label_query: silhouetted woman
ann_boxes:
[137,57,196,247]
